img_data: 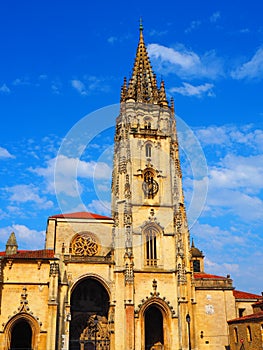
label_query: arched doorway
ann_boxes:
[69,278,110,350]
[10,319,32,349]
[145,305,164,350]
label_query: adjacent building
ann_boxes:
[228,298,263,349]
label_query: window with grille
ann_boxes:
[144,226,159,266]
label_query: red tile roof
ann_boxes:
[233,290,261,300]
[49,211,112,220]
[228,311,263,324]
[0,249,55,259]
[253,299,263,306]
[194,272,229,280]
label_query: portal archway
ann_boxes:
[69,277,110,350]
[10,319,32,349]
[145,305,164,350]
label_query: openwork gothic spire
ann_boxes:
[121,24,169,108]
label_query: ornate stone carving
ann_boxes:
[142,170,159,199]
[125,225,132,250]
[174,210,182,234]
[124,174,131,199]
[173,177,180,201]
[113,211,119,227]
[134,280,176,318]
[177,235,184,258]
[119,155,127,174]
[49,262,59,276]
[72,233,99,257]
[175,158,182,178]
[80,315,110,349]
[177,262,186,284]
[124,260,134,284]
[2,287,43,329]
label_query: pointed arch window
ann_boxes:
[145,143,152,158]
[144,225,160,266]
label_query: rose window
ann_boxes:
[72,233,99,256]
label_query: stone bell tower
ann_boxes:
[111,23,195,350]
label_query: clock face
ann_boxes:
[142,171,159,197]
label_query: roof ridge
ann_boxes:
[49,211,112,220]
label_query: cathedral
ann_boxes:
[0,26,261,350]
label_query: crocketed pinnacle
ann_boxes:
[121,24,169,107]
[6,231,18,255]
[6,232,18,247]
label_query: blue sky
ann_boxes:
[1,0,263,293]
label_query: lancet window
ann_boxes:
[145,143,152,158]
[144,225,160,266]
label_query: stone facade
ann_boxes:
[228,299,263,349]
[0,26,261,350]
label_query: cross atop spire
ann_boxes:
[121,23,169,108]
[139,17,143,32]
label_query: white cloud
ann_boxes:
[231,47,263,80]
[148,43,200,70]
[210,11,221,23]
[0,208,8,220]
[206,258,239,274]
[193,222,246,250]
[71,76,109,96]
[148,29,168,37]
[192,222,263,292]
[0,225,45,250]
[196,125,263,151]
[170,82,214,97]
[13,78,31,86]
[51,80,62,95]
[185,124,263,225]
[108,36,118,44]
[4,184,53,209]
[240,28,250,34]
[38,74,48,80]
[31,155,112,197]
[185,20,201,34]
[0,146,15,159]
[0,83,10,93]
[147,43,223,79]
[86,199,111,216]
[71,79,88,96]
[201,153,263,222]
[212,154,263,192]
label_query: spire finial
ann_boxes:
[139,18,143,32]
